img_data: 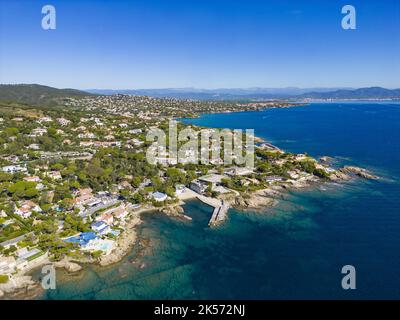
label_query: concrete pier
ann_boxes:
[208,203,229,227]
[197,195,229,227]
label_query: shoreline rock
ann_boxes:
[160,204,184,217]
[2,163,379,299]
[320,156,334,163]
[54,258,82,273]
[329,170,352,181]
[99,214,142,267]
[0,275,37,295]
[341,166,379,180]
[0,254,52,300]
[230,189,278,211]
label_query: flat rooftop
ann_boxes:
[198,174,226,184]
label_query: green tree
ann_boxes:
[0,274,9,284]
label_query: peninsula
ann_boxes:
[0,85,377,299]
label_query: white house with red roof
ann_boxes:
[15,200,42,218]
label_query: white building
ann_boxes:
[2,165,27,174]
[78,132,96,139]
[225,167,254,176]
[15,200,42,218]
[175,184,186,196]
[91,221,111,235]
[28,144,40,150]
[57,118,71,126]
[129,129,143,134]
[38,116,53,123]
[190,180,208,194]
[31,128,47,136]
[45,171,62,180]
[0,256,16,274]
[152,192,168,202]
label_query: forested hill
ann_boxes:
[299,87,400,100]
[0,84,94,106]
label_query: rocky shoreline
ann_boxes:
[0,254,51,300]
[99,213,143,267]
[222,165,378,214]
[0,162,378,300]
[0,207,147,300]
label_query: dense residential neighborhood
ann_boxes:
[64,94,300,118]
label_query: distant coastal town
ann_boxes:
[0,91,378,298]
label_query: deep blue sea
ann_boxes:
[41,102,400,299]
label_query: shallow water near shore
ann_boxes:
[40,102,400,299]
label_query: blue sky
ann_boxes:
[0,0,399,89]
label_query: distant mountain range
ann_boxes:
[0,84,399,106]
[297,87,400,100]
[0,84,93,106]
[87,87,351,100]
[88,87,351,96]
[88,86,400,100]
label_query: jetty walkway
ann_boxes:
[196,195,229,227]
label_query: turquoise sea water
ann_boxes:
[41,103,400,299]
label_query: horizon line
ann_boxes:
[2,83,400,91]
